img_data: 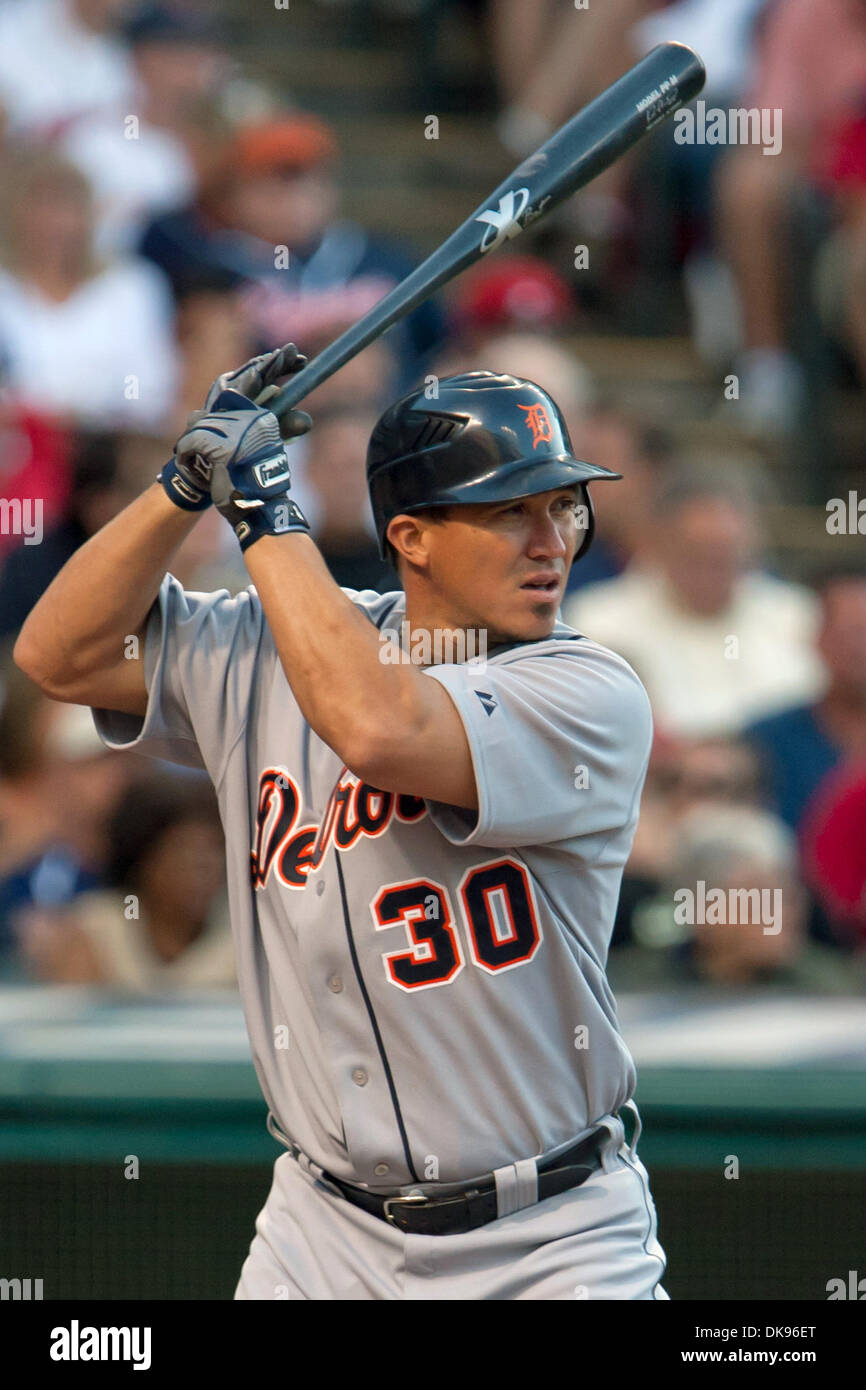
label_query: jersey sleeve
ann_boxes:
[91,572,264,781]
[343,587,405,629]
[421,641,653,855]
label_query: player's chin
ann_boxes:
[509,596,560,640]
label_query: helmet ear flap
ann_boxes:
[574,485,595,561]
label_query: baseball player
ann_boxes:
[15,344,667,1300]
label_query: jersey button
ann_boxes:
[374,1163,390,1177]
[315,880,325,897]
[327,974,343,993]
[352,1068,368,1087]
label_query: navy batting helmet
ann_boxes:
[366,371,620,560]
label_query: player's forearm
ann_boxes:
[244,534,435,777]
[15,484,201,691]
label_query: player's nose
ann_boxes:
[525,506,569,559]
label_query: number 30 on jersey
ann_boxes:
[371,858,541,992]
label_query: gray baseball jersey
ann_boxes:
[94,575,652,1189]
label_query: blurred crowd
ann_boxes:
[485,0,866,432]
[0,0,864,998]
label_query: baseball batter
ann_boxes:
[15,345,668,1301]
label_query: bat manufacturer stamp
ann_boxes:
[474,186,531,253]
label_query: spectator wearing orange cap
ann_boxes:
[139,112,447,392]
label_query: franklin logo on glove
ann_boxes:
[253,454,293,491]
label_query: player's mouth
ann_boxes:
[520,573,561,597]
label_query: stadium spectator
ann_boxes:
[0,0,134,138]
[0,666,134,964]
[715,0,866,430]
[634,0,768,109]
[800,761,866,948]
[613,735,765,947]
[60,4,230,256]
[172,277,259,431]
[564,405,673,593]
[608,804,865,992]
[450,255,577,347]
[631,0,771,368]
[745,569,866,831]
[0,429,173,639]
[627,736,765,882]
[0,405,73,561]
[813,107,866,388]
[490,0,648,158]
[563,468,824,738]
[0,150,178,429]
[489,0,651,255]
[139,112,446,389]
[302,405,397,594]
[14,772,235,990]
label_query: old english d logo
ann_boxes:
[517,402,554,449]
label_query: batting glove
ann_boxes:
[158,342,312,512]
[178,389,311,552]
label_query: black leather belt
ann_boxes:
[319,1125,608,1236]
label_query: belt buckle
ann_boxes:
[383,1192,431,1227]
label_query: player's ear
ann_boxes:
[385,515,432,573]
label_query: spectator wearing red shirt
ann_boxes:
[745,569,866,831]
[0,407,72,561]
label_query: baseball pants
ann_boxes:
[234,1107,669,1300]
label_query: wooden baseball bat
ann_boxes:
[258,41,705,415]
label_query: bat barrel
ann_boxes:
[517,40,705,195]
[263,42,705,418]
